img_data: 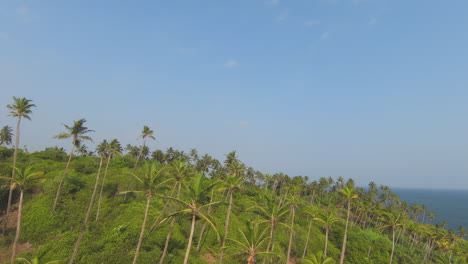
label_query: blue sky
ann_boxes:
[1,0,468,189]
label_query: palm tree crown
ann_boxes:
[54,119,94,147]
[0,125,13,146]
[6,97,36,120]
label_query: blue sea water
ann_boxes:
[392,188,468,231]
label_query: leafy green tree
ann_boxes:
[302,205,319,258]
[166,173,220,264]
[314,212,339,258]
[338,186,358,264]
[3,97,36,236]
[219,175,244,263]
[0,125,13,146]
[0,166,44,264]
[122,162,170,264]
[52,119,94,212]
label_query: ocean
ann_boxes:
[392,188,468,231]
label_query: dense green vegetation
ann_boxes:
[1,97,467,264]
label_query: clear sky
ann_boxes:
[1,0,467,189]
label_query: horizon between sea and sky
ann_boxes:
[1,0,467,190]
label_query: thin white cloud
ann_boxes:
[0,33,10,41]
[265,0,279,6]
[305,20,321,27]
[276,15,287,22]
[369,17,378,25]
[225,60,239,68]
[239,121,249,127]
[320,32,329,40]
[16,5,29,16]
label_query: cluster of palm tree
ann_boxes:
[1,96,467,264]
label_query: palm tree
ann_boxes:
[0,125,13,146]
[302,205,319,258]
[314,212,339,258]
[52,119,94,212]
[134,125,156,169]
[68,141,107,264]
[3,97,36,236]
[338,186,358,264]
[252,193,290,263]
[0,166,44,264]
[219,175,244,263]
[165,173,220,264]
[378,212,404,264]
[122,161,170,264]
[95,139,122,221]
[228,221,273,264]
[302,251,336,264]
[158,159,194,264]
[286,191,302,264]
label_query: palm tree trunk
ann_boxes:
[389,227,396,264]
[183,213,197,264]
[324,228,329,258]
[53,145,75,212]
[196,189,215,252]
[69,156,104,264]
[159,182,182,264]
[219,189,234,264]
[302,218,313,258]
[95,154,111,221]
[149,182,178,232]
[159,218,176,264]
[133,194,151,264]
[10,189,23,264]
[339,201,351,264]
[286,205,295,263]
[2,117,21,236]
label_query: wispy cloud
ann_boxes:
[225,60,239,68]
[320,32,329,40]
[265,0,279,6]
[275,9,290,23]
[16,4,34,23]
[0,33,10,41]
[239,121,249,127]
[305,20,321,27]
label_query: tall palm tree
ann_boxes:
[52,119,94,212]
[68,141,109,264]
[314,212,339,258]
[122,161,170,264]
[134,125,156,169]
[286,191,302,264]
[252,193,290,263]
[158,159,193,264]
[302,205,319,258]
[95,139,122,221]
[338,186,358,264]
[165,173,220,264]
[0,166,44,264]
[0,125,13,146]
[378,212,404,264]
[3,97,36,236]
[219,175,244,263]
